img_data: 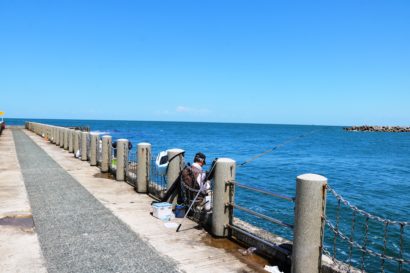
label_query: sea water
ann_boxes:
[7,118,410,272]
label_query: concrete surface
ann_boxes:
[24,129,264,273]
[0,129,47,273]
[13,129,179,273]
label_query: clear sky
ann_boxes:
[1,1,409,126]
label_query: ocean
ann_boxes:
[6,118,410,272]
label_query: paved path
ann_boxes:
[12,129,179,273]
[0,128,46,273]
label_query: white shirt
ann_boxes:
[192,162,210,192]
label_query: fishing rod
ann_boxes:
[237,129,320,167]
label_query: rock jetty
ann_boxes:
[344,126,410,132]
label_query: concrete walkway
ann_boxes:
[12,129,179,273]
[0,129,46,273]
[11,128,266,273]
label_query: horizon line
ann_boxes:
[4,116,354,127]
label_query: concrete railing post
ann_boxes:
[59,128,64,148]
[101,135,112,173]
[49,126,53,143]
[56,127,59,144]
[166,149,185,190]
[51,127,55,144]
[63,128,69,150]
[50,126,54,142]
[73,130,80,157]
[47,126,51,141]
[212,158,236,237]
[81,132,88,161]
[56,128,60,146]
[137,142,151,193]
[89,133,99,166]
[68,129,74,153]
[292,174,327,273]
[116,139,129,181]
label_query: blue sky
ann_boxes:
[1,0,409,125]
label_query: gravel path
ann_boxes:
[12,129,179,273]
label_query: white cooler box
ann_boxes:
[152,202,173,221]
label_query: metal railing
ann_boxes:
[126,151,137,187]
[226,180,295,257]
[324,184,410,273]
[148,157,167,199]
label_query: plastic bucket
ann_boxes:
[175,204,186,218]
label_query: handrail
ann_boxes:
[227,180,294,202]
[227,202,294,229]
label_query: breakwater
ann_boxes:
[25,121,409,273]
[344,125,410,132]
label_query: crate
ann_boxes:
[152,202,173,221]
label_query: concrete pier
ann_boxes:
[12,129,179,273]
[10,126,263,273]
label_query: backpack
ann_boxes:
[180,165,199,190]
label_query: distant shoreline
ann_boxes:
[344,125,410,132]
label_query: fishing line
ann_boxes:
[237,129,321,167]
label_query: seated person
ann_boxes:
[190,152,211,194]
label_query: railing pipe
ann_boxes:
[229,180,294,202]
[228,203,294,229]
